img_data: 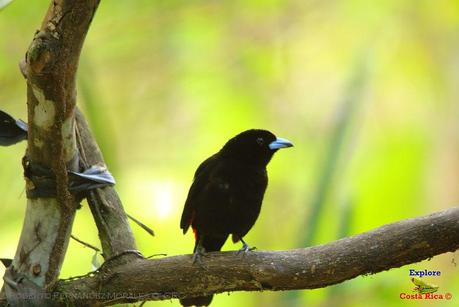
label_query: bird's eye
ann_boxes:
[256,137,264,145]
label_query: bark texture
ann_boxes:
[75,108,137,258]
[11,0,100,287]
[50,207,458,306]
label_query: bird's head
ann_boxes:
[220,129,293,166]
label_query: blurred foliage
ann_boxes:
[1,1,458,306]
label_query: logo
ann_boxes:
[411,277,438,294]
[409,269,440,278]
[399,269,452,301]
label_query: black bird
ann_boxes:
[179,129,293,307]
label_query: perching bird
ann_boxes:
[179,129,293,307]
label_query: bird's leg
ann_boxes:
[237,238,257,255]
[192,239,207,265]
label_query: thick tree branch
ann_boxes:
[8,0,100,289]
[50,207,459,306]
[75,108,137,257]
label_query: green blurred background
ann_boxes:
[1,0,458,306]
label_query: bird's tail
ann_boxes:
[180,234,227,307]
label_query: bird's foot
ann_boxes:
[237,242,256,255]
[192,251,204,265]
[192,245,208,265]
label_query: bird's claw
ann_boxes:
[192,252,203,265]
[192,246,208,265]
[237,243,256,255]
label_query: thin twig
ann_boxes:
[127,213,155,236]
[71,235,100,253]
[146,253,167,259]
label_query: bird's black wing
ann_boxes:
[180,153,219,234]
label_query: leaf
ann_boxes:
[68,165,116,192]
[70,165,116,184]
[15,119,28,132]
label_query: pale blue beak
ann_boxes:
[269,137,293,150]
